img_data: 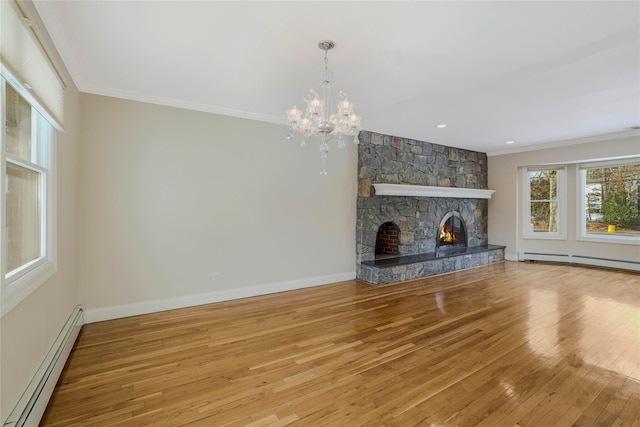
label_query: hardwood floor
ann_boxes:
[41,262,640,426]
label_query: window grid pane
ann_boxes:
[4,84,32,161]
[529,170,558,201]
[531,201,558,233]
[6,162,42,272]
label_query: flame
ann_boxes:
[440,227,454,242]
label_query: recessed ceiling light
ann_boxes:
[435,124,447,128]
[505,140,515,144]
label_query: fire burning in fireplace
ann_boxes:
[437,212,467,249]
[439,225,457,243]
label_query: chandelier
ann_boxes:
[286,40,362,175]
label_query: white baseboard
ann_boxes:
[504,253,519,262]
[4,306,84,427]
[83,272,356,323]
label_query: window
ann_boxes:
[1,78,57,314]
[522,167,566,239]
[579,160,640,244]
[1,1,63,316]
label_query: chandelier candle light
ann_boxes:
[286,40,362,175]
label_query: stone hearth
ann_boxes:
[359,244,505,285]
[356,131,504,285]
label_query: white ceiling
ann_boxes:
[34,1,640,154]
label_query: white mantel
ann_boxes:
[373,184,496,199]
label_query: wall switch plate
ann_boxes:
[212,272,219,283]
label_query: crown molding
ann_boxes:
[487,129,640,157]
[81,84,286,125]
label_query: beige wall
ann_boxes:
[0,14,81,422]
[488,134,640,262]
[77,94,358,314]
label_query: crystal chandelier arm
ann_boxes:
[286,106,302,128]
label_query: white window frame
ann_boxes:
[577,158,640,246]
[521,165,567,240]
[1,76,58,316]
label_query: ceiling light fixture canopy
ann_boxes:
[286,40,362,175]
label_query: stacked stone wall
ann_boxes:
[356,131,490,274]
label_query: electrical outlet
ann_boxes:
[212,272,219,283]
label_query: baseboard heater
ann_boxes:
[4,305,84,427]
[522,252,640,271]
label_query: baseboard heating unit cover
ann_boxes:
[522,252,639,271]
[3,305,84,427]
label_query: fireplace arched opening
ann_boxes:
[437,212,467,250]
[375,222,400,257]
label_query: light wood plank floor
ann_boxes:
[41,261,640,426]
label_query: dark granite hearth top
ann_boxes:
[361,244,506,268]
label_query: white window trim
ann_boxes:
[521,165,567,240]
[0,78,58,317]
[576,159,640,246]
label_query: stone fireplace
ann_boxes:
[356,131,505,284]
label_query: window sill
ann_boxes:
[1,260,57,317]
[577,235,640,246]
[523,234,567,240]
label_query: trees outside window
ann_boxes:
[528,170,559,233]
[523,167,566,239]
[582,163,640,237]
